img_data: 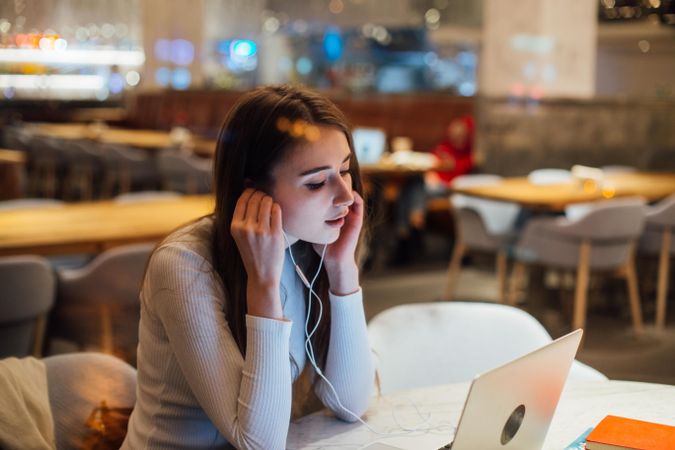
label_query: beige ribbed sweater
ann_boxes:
[121,217,374,450]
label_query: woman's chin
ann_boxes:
[299,229,340,246]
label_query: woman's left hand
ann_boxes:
[313,191,364,295]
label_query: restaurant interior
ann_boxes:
[1,0,675,449]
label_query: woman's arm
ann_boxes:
[148,244,292,450]
[311,192,375,420]
[313,289,375,422]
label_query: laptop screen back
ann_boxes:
[352,128,386,164]
[450,329,582,449]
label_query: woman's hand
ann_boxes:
[314,191,364,296]
[231,188,286,319]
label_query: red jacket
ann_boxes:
[431,116,475,185]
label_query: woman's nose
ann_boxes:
[334,175,354,207]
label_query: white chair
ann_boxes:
[443,175,521,302]
[54,243,153,358]
[639,194,675,329]
[0,255,55,357]
[511,197,647,334]
[367,302,606,395]
[44,352,136,450]
[527,168,573,185]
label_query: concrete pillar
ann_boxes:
[480,0,598,99]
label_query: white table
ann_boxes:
[287,380,675,450]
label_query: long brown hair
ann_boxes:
[211,85,367,370]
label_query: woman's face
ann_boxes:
[270,126,354,245]
[447,120,468,148]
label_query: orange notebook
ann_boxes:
[585,415,675,450]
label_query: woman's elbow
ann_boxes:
[334,395,372,423]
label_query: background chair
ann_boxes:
[510,197,647,334]
[53,243,153,361]
[639,193,675,329]
[443,175,521,302]
[0,255,55,358]
[100,143,157,197]
[44,352,136,450]
[26,135,65,198]
[60,140,104,201]
[367,302,606,395]
[157,150,213,194]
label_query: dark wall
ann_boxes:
[478,97,675,175]
[126,89,474,153]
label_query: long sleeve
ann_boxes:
[313,289,375,422]
[146,244,293,450]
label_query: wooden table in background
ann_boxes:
[452,172,675,211]
[31,123,217,155]
[0,195,214,256]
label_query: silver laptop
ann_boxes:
[352,127,386,164]
[365,329,583,450]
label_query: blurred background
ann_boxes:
[1,0,675,385]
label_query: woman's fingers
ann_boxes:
[351,191,364,219]
[270,202,282,234]
[233,188,255,222]
[233,189,280,235]
[244,190,266,226]
[258,195,274,230]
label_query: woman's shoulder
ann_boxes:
[156,215,215,261]
[144,216,223,296]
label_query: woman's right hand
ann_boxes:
[231,188,286,319]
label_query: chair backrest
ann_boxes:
[519,198,647,269]
[44,352,136,450]
[157,151,212,194]
[57,243,154,306]
[559,197,646,241]
[527,168,573,185]
[640,194,675,255]
[54,243,153,352]
[451,175,520,235]
[100,143,147,165]
[3,126,32,151]
[367,302,605,395]
[0,255,55,357]
[646,193,675,228]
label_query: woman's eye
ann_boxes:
[305,181,326,191]
[340,169,350,177]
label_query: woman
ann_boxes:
[391,115,475,265]
[122,85,375,449]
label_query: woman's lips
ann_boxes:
[325,217,345,227]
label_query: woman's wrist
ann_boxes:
[247,281,284,320]
[324,261,360,296]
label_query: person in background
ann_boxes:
[122,85,374,450]
[390,115,476,266]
